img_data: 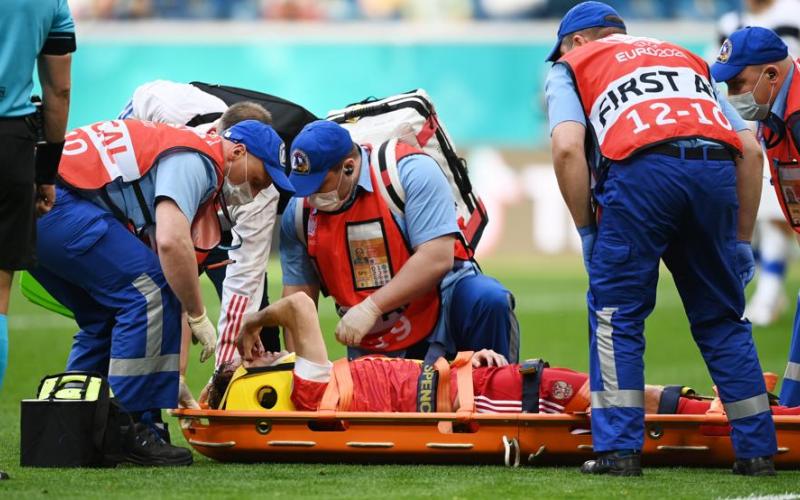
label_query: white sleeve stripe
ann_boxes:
[221,295,248,364]
[217,294,240,366]
[225,296,249,363]
[218,294,245,366]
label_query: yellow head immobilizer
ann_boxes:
[220,353,296,411]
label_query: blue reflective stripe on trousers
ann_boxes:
[31,187,180,411]
[781,294,800,407]
[588,152,777,458]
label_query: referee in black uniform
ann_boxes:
[0,1,75,478]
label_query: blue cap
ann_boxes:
[711,26,788,83]
[223,120,293,194]
[546,1,625,62]
[289,120,354,197]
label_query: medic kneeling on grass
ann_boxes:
[202,292,800,422]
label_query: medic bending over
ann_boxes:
[546,1,776,476]
[711,27,800,409]
[281,120,519,364]
[31,119,291,466]
[203,293,800,444]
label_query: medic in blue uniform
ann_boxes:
[546,1,778,476]
[711,27,800,410]
[31,119,289,465]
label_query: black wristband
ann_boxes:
[35,141,65,185]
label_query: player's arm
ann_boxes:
[215,189,279,366]
[278,199,322,351]
[238,292,328,366]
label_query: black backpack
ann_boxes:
[189,82,319,213]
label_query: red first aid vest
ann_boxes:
[58,119,226,260]
[765,59,800,233]
[559,34,742,160]
[306,143,459,353]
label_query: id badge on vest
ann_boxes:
[346,219,394,291]
[774,159,800,230]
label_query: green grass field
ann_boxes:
[2,255,800,499]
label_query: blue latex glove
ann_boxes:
[736,240,755,288]
[577,225,597,274]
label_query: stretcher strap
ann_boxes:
[319,358,354,412]
[433,357,452,413]
[452,352,474,417]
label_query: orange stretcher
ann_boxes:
[172,409,800,468]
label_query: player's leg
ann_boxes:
[664,156,776,471]
[448,272,520,363]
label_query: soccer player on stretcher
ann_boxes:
[202,292,800,418]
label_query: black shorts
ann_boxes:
[0,117,37,270]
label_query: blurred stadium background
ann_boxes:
[57,0,750,258]
[5,1,800,496]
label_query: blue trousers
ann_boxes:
[348,266,520,363]
[31,187,180,412]
[782,298,800,406]
[589,151,777,459]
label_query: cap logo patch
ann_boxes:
[279,142,286,168]
[291,150,310,175]
[718,39,732,63]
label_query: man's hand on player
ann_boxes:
[472,349,509,367]
[335,296,382,346]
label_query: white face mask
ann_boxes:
[308,168,347,212]
[728,70,775,121]
[222,151,255,206]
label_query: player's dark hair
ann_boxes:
[207,361,238,409]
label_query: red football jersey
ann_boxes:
[291,357,590,414]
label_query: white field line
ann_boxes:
[718,494,800,500]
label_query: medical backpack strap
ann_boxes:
[319,358,354,412]
[131,180,155,228]
[451,351,474,416]
[371,138,406,218]
[186,112,223,128]
[657,385,695,414]
[519,359,549,414]
[293,198,311,248]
